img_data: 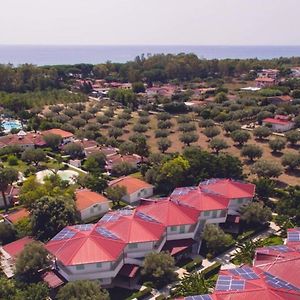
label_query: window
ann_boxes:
[212,211,218,218]
[179,225,185,233]
[203,211,210,217]
[128,243,138,249]
[76,264,85,270]
[238,199,244,204]
[219,210,227,218]
[98,205,102,211]
[96,262,102,268]
[170,226,177,232]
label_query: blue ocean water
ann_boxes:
[0,45,300,66]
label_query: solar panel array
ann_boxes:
[230,266,259,280]
[52,228,76,241]
[136,211,158,223]
[185,295,212,300]
[96,227,120,240]
[288,231,300,242]
[264,272,300,291]
[215,275,245,291]
[73,224,93,231]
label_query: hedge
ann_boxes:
[201,262,221,279]
[126,287,152,300]
[237,224,268,242]
[185,257,203,272]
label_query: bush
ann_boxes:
[185,257,203,272]
[201,262,221,279]
[155,295,166,300]
[126,287,152,300]
[7,155,18,166]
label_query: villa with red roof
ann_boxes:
[0,236,34,278]
[45,178,255,287]
[255,77,276,88]
[3,208,30,225]
[108,176,154,204]
[262,115,295,132]
[42,128,74,144]
[0,130,46,150]
[75,189,110,221]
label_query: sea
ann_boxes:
[0,45,300,66]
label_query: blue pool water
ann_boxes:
[1,120,22,132]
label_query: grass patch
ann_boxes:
[262,235,284,246]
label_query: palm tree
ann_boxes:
[0,167,19,211]
[231,239,263,265]
[173,272,209,297]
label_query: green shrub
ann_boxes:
[126,287,152,300]
[155,295,166,300]
[185,257,203,272]
[7,155,18,166]
[201,262,221,279]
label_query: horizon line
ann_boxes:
[1,44,300,47]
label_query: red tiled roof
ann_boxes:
[263,117,293,125]
[99,209,165,243]
[0,132,46,147]
[136,199,199,226]
[171,187,229,211]
[254,244,300,289]
[109,176,153,195]
[199,179,255,199]
[75,189,109,211]
[42,271,64,288]
[5,208,30,224]
[42,129,74,139]
[46,224,126,265]
[2,236,34,258]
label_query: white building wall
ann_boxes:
[123,187,154,204]
[79,202,110,221]
[228,198,252,215]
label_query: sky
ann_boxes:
[1,0,300,45]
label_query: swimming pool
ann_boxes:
[1,120,22,133]
[36,169,79,184]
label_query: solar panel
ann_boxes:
[96,227,120,240]
[118,209,133,216]
[52,228,76,241]
[185,296,212,300]
[230,266,259,280]
[264,272,300,291]
[101,213,120,222]
[215,275,245,291]
[287,232,300,242]
[269,245,290,253]
[136,211,158,223]
[73,224,93,231]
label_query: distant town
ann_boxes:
[0,54,300,300]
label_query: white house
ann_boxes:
[262,117,295,133]
[75,189,110,221]
[108,176,154,204]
